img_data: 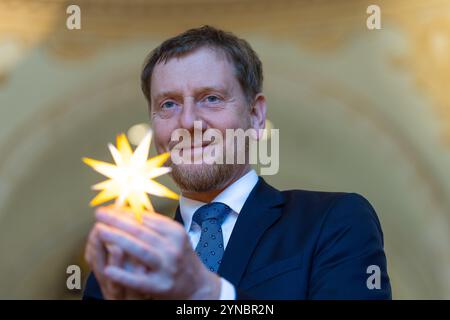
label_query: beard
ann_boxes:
[168,117,253,193]
[170,162,240,193]
[170,137,251,193]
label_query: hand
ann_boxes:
[85,225,125,299]
[94,206,222,300]
[86,207,155,299]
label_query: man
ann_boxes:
[83,25,391,300]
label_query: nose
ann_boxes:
[179,96,206,133]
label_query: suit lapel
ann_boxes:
[218,177,284,286]
[173,177,285,287]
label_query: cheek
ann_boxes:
[206,106,251,130]
[152,121,174,151]
[209,113,251,131]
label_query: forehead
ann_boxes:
[150,47,238,94]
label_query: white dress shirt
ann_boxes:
[179,169,259,300]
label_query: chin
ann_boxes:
[170,163,236,193]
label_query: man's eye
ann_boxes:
[161,101,176,109]
[205,95,221,103]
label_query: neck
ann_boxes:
[181,165,251,203]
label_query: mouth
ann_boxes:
[170,141,213,151]
[189,142,212,150]
[168,142,214,162]
[168,139,226,165]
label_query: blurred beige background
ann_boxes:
[1,0,450,299]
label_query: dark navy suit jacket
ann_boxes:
[83,177,391,299]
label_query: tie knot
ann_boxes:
[193,202,230,227]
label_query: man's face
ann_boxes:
[149,47,265,193]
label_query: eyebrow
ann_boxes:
[152,85,228,104]
[153,91,182,105]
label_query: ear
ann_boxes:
[250,93,267,140]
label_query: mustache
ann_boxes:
[168,138,218,151]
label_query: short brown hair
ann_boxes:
[140,25,263,108]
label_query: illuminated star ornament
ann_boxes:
[83,130,179,223]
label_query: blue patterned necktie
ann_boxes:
[193,202,231,273]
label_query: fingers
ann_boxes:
[97,224,161,269]
[96,209,164,246]
[105,246,125,299]
[142,213,184,238]
[122,257,152,300]
[105,279,125,300]
[87,228,107,273]
[97,205,182,238]
[85,228,125,299]
[107,244,124,267]
[104,266,161,296]
[124,257,148,274]
[92,206,190,299]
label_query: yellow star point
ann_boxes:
[83,130,178,222]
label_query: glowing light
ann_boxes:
[83,130,179,222]
[127,123,150,146]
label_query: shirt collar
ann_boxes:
[179,169,259,231]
